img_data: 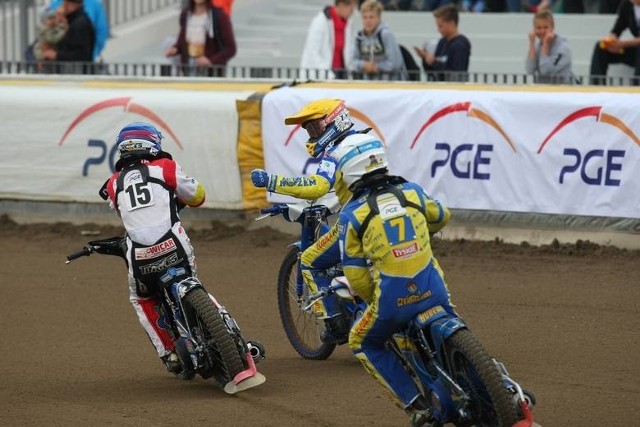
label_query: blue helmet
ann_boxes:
[116,122,163,159]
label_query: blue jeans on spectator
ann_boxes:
[507,0,520,11]
[462,0,486,11]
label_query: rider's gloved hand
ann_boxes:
[259,204,302,222]
[260,204,288,216]
[251,169,273,189]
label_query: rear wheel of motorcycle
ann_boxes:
[445,329,519,427]
[277,247,336,360]
[184,288,245,386]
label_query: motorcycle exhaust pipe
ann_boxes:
[247,341,266,363]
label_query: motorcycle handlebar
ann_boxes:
[65,246,93,263]
[260,204,288,216]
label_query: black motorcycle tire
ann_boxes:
[276,247,336,360]
[183,288,245,386]
[445,329,520,427]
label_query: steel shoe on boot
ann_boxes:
[320,315,349,344]
[407,395,441,427]
[409,410,438,427]
[162,352,183,374]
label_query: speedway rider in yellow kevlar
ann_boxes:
[330,136,455,426]
[251,98,372,344]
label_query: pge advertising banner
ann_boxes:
[262,86,640,219]
[0,84,254,209]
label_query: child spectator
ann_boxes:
[414,4,471,82]
[352,0,407,81]
[526,10,574,84]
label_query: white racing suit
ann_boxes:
[105,155,205,358]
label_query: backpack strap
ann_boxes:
[116,163,180,225]
[356,179,426,241]
[356,29,386,55]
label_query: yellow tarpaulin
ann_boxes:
[237,96,269,210]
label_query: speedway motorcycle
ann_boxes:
[66,236,266,394]
[258,200,536,426]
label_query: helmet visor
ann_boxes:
[303,119,326,139]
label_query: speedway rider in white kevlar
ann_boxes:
[251,99,376,344]
[101,122,206,374]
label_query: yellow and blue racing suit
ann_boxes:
[338,177,455,408]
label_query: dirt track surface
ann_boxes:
[1,215,639,427]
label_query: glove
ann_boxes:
[260,204,288,216]
[251,169,271,188]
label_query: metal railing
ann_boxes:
[1,60,638,87]
[0,0,181,62]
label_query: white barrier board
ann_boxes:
[262,86,640,218]
[0,84,253,209]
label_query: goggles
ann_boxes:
[303,119,327,139]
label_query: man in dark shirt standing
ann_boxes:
[42,0,95,74]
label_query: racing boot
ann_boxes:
[320,314,349,344]
[409,410,439,427]
[161,352,183,374]
[407,395,441,427]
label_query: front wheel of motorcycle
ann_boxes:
[183,288,245,387]
[277,247,336,360]
[444,329,520,427]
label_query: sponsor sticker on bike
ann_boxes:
[417,305,445,324]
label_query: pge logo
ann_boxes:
[58,97,183,175]
[410,102,516,180]
[283,106,386,174]
[537,106,639,186]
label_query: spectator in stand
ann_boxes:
[526,10,574,84]
[33,6,68,63]
[590,0,640,85]
[42,0,95,73]
[414,4,471,82]
[211,0,234,17]
[352,0,407,81]
[300,0,358,80]
[48,0,108,61]
[166,0,237,77]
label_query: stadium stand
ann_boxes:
[225,0,634,80]
[0,0,634,81]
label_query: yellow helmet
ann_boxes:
[285,99,354,157]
